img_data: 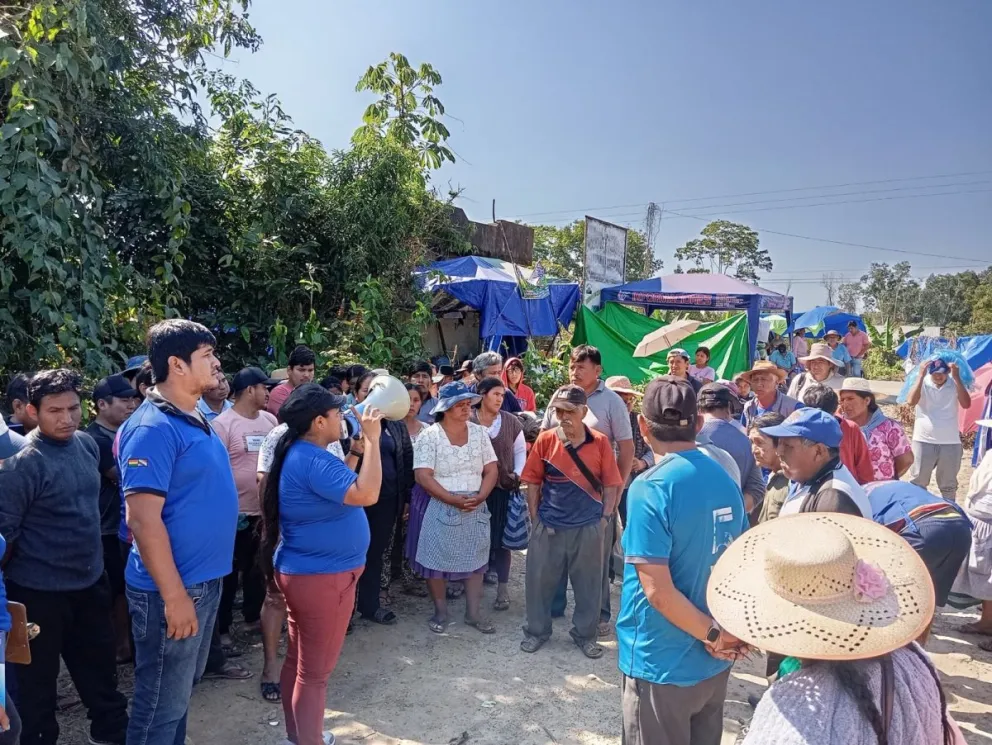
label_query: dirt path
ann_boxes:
[57,444,992,744]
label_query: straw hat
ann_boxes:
[736,360,787,382]
[707,513,934,661]
[840,378,873,394]
[800,342,844,368]
[605,375,641,397]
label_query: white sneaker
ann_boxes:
[279,734,334,745]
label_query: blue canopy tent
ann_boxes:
[599,273,793,365]
[416,256,581,357]
[792,306,866,337]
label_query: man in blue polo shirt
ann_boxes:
[618,376,748,745]
[118,320,239,745]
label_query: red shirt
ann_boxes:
[838,416,874,485]
[266,381,294,419]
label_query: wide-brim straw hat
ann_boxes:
[800,342,845,368]
[737,360,787,383]
[707,513,934,661]
[605,375,641,397]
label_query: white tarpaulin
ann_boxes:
[583,216,627,308]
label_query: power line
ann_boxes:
[506,168,992,219]
[663,208,990,265]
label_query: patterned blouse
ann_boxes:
[865,418,912,481]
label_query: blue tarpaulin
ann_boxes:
[896,334,992,371]
[792,306,866,337]
[417,256,580,339]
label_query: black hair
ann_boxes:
[409,360,432,376]
[259,384,341,583]
[476,376,505,398]
[287,345,315,369]
[570,345,602,366]
[354,371,377,400]
[133,362,155,397]
[802,383,839,415]
[320,375,342,392]
[348,365,370,390]
[6,372,32,408]
[847,389,879,414]
[146,319,216,383]
[405,382,426,400]
[747,411,785,435]
[328,364,351,381]
[644,419,695,444]
[696,346,711,361]
[28,369,83,408]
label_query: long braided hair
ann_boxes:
[259,383,344,584]
[829,645,952,745]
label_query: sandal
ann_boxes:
[446,583,465,600]
[493,597,511,612]
[465,618,496,634]
[483,571,498,586]
[959,622,992,637]
[364,608,398,625]
[575,639,604,659]
[260,681,281,702]
[202,660,252,680]
[520,636,546,653]
[428,617,448,634]
[597,621,612,638]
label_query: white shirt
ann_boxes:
[788,370,846,400]
[256,423,345,473]
[913,377,961,445]
[779,464,872,519]
[412,423,497,494]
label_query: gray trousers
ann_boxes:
[910,441,963,501]
[621,670,730,745]
[524,519,604,644]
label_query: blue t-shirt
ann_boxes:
[617,449,748,687]
[831,343,852,364]
[0,533,11,632]
[273,441,366,575]
[118,397,239,591]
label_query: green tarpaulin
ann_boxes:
[572,303,751,383]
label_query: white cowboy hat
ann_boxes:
[800,343,844,369]
[840,377,873,394]
[707,513,934,661]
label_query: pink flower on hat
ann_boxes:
[853,560,889,603]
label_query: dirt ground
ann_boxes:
[57,448,992,745]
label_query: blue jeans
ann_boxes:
[126,579,221,745]
[850,358,863,377]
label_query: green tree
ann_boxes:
[967,283,992,335]
[532,219,659,282]
[859,262,919,329]
[911,270,983,330]
[354,53,454,169]
[674,220,771,283]
[837,282,860,314]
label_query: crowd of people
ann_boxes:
[0,319,987,745]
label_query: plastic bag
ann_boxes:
[897,348,975,403]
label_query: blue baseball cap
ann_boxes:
[929,359,950,374]
[758,407,842,448]
[122,355,149,379]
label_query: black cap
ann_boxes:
[93,374,141,401]
[550,384,588,412]
[278,383,347,429]
[697,382,735,410]
[643,376,697,428]
[232,367,279,393]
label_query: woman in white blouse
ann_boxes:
[411,382,498,634]
[472,377,526,611]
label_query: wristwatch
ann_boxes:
[705,621,721,645]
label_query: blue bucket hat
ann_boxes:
[430,381,482,415]
[122,355,149,379]
[758,407,842,448]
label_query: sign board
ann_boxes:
[583,216,627,308]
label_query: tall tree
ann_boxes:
[531,219,659,282]
[674,220,771,282]
[837,282,860,314]
[859,262,919,328]
[821,273,838,305]
[354,53,454,169]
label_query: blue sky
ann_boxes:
[225,0,992,308]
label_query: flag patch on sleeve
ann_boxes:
[127,458,148,467]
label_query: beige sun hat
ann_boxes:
[840,377,873,393]
[707,513,934,661]
[605,375,641,397]
[800,342,844,368]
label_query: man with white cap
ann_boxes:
[823,329,852,376]
[906,358,971,500]
[788,342,846,401]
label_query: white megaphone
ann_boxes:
[354,375,410,421]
